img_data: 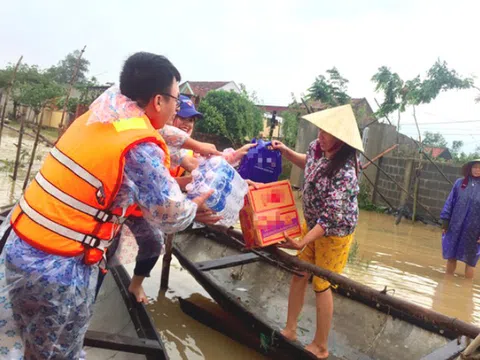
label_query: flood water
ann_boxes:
[1,128,478,359]
[136,204,480,359]
[344,211,480,325]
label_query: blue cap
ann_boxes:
[177,95,203,119]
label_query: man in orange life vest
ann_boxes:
[0,52,220,359]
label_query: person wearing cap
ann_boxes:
[163,95,257,176]
[123,95,257,303]
[164,95,206,178]
[271,104,362,359]
[440,159,480,279]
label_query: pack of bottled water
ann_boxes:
[186,156,248,227]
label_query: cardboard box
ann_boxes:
[239,180,302,248]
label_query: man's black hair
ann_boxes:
[120,52,181,107]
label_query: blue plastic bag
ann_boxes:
[238,138,282,183]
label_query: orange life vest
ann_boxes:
[10,111,170,265]
[169,149,194,177]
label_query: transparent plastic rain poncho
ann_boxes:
[0,87,198,359]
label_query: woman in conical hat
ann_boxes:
[271,104,363,359]
[441,158,480,279]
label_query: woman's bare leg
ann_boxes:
[281,273,309,341]
[305,288,333,359]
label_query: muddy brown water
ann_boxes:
[133,208,479,359]
[1,129,478,359]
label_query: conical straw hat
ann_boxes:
[302,104,364,152]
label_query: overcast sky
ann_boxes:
[1,0,480,152]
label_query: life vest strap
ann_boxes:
[19,197,110,250]
[35,172,119,223]
[50,147,106,205]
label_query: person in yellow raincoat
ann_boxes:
[271,104,363,359]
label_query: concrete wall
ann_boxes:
[41,109,65,128]
[361,123,417,195]
[289,118,319,187]
[373,156,461,218]
[289,120,418,187]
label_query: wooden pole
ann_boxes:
[361,151,439,223]
[376,103,453,186]
[59,45,86,133]
[160,233,175,290]
[300,97,313,114]
[362,171,395,210]
[11,110,29,181]
[360,144,398,170]
[412,173,420,223]
[0,56,23,145]
[374,98,392,125]
[3,124,53,147]
[411,106,424,223]
[23,108,45,190]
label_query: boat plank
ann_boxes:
[179,297,267,354]
[84,331,164,356]
[195,253,260,271]
[420,337,468,360]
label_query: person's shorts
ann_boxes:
[297,232,354,292]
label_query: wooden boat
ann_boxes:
[0,205,168,360]
[173,225,478,360]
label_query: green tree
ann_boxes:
[308,67,350,106]
[197,90,263,147]
[6,64,59,120]
[372,59,473,118]
[422,131,448,147]
[16,77,63,116]
[451,140,464,161]
[46,49,90,85]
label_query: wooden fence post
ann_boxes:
[23,108,45,190]
[160,234,175,290]
[11,111,29,181]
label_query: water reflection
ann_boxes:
[344,210,480,325]
[124,260,266,360]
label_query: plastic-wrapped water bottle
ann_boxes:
[186,156,248,226]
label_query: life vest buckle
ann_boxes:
[82,235,101,248]
[96,187,106,206]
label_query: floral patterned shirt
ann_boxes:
[111,142,197,236]
[302,140,359,237]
